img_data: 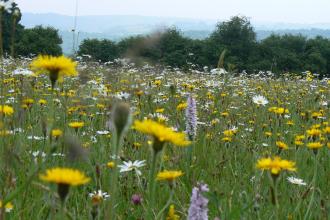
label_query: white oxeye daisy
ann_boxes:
[287,176,307,186]
[118,160,146,176]
[89,190,110,205]
[96,130,110,135]
[252,95,269,106]
[114,92,130,100]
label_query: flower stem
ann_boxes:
[269,173,279,220]
[155,188,174,220]
[303,154,318,220]
[108,132,121,219]
[148,150,159,219]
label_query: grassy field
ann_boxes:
[0,57,329,219]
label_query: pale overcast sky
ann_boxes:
[16,0,330,23]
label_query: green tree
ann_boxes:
[259,34,307,73]
[16,26,63,56]
[158,28,191,67]
[78,39,119,62]
[209,16,257,71]
[304,36,330,77]
[1,0,24,57]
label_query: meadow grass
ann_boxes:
[0,58,329,219]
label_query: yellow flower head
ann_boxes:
[221,136,232,142]
[154,80,162,86]
[133,119,191,147]
[176,102,188,111]
[0,105,14,116]
[223,129,237,137]
[265,132,272,137]
[38,99,47,106]
[156,170,183,181]
[276,141,288,150]
[155,108,165,113]
[30,55,77,77]
[135,90,144,96]
[22,98,34,105]
[323,126,330,134]
[30,55,77,87]
[221,112,229,117]
[107,161,115,168]
[306,142,323,149]
[306,128,322,138]
[39,167,90,186]
[256,157,296,175]
[51,129,63,138]
[166,204,180,220]
[69,121,85,129]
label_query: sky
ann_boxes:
[16,0,330,23]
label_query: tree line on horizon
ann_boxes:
[78,16,330,77]
[2,4,330,76]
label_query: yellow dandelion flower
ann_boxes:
[22,98,34,105]
[323,127,330,134]
[286,120,294,126]
[274,107,289,115]
[0,105,14,116]
[221,137,232,142]
[176,103,188,111]
[221,112,229,117]
[69,121,84,129]
[154,80,162,86]
[265,132,272,137]
[311,112,322,119]
[135,90,144,97]
[223,129,236,137]
[276,141,288,150]
[256,157,296,175]
[51,129,63,138]
[306,128,322,138]
[133,119,191,148]
[295,135,305,141]
[294,140,304,146]
[30,55,77,77]
[156,170,183,181]
[39,167,90,186]
[306,142,323,149]
[30,55,77,87]
[166,205,180,220]
[310,124,321,129]
[155,108,165,113]
[107,161,115,169]
[38,99,47,106]
[268,107,289,115]
[96,103,105,109]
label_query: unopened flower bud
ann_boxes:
[112,102,131,138]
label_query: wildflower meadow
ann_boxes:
[0,54,329,220]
